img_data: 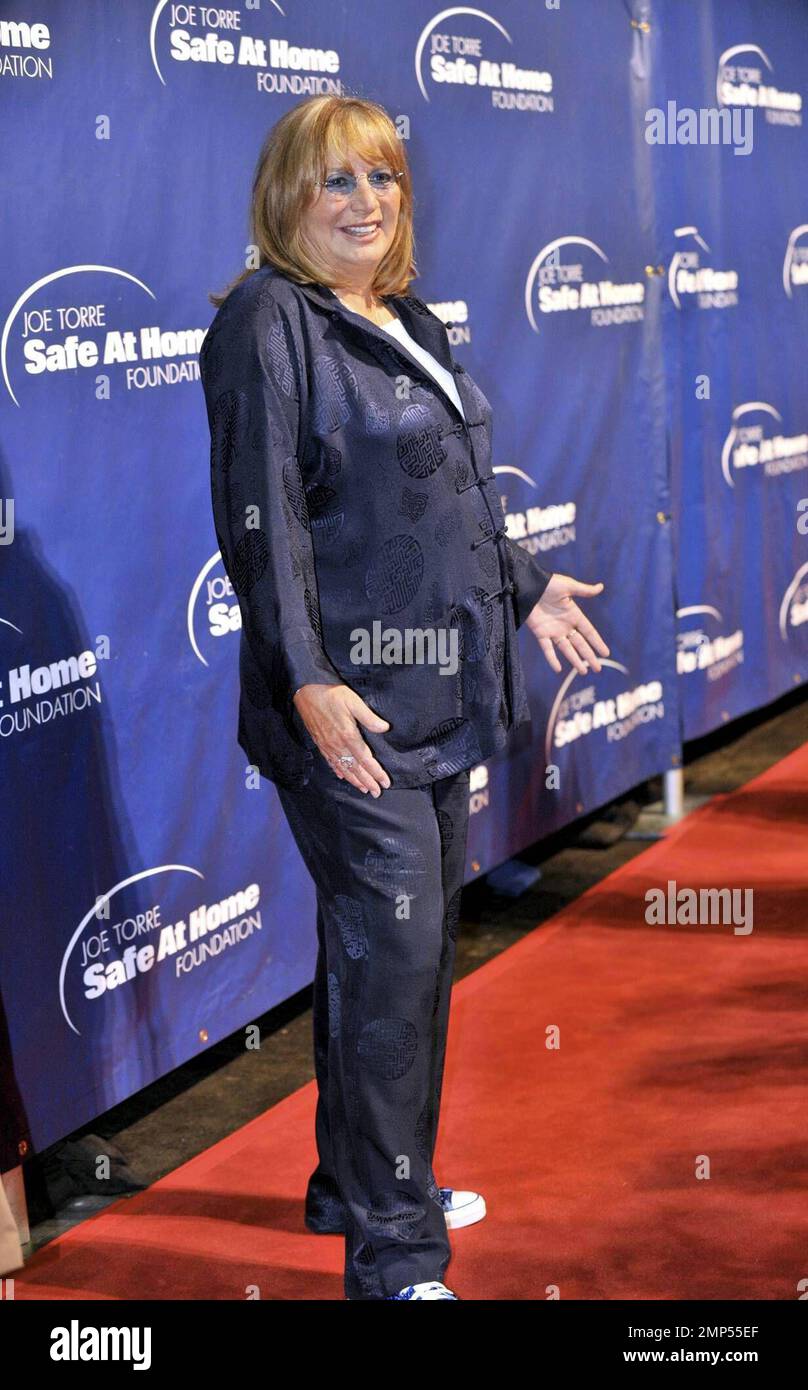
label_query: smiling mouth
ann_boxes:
[339,222,382,238]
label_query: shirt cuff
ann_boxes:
[508,540,554,627]
[279,638,345,716]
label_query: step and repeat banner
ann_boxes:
[655,3,808,739]
[1,0,806,1155]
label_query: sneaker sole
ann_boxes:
[443,1195,487,1229]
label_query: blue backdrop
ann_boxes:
[1,0,806,1156]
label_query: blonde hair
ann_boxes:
[209,95,417,307]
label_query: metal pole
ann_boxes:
[663,766,684,820]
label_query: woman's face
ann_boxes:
[300,145,401,288]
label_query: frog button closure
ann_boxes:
[470,524,508,552]
[455,469,495,495]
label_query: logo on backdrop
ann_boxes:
[667,227,738,312]
[59,866,264,1033]
[2,266,204,406]
[188,550,240,664]
[0,16,54,80]
[149,1,344,92]
[716,43,802,128]
[414,7,553,112]
[779,563,808,643]
[721,402,808,487]
[676,606,744,683]
[524,237,645,332]
[0,642,104,742]
[544,661,665,765]
[497,465,576,562]
[783,225,808,298]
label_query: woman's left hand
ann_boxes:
[524,573,610,675]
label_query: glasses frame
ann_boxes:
[313,168,405,199]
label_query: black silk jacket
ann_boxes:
[199,265,553,789]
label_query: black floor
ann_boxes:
[21,685,808,1255]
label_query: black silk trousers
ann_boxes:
[276,748,471,1301]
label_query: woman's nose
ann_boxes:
[350,180,379,210]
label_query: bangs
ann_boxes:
[312,104,402,179]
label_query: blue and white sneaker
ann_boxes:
[386,1281,459,1300]
[307,1183,486,1234]
[439,1188,486,1230]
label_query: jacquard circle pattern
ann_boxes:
[366,1191,427,1241]
[454,459,472,491]
[312,354,358,434]
[396,403,447,479]
[264,318,298,400]
[282,459,309,530]
[399,487,428,522]
[232,529,269,595]
[357,1018,418,1079]
[334,894,368,960]
[317,438,343,479]
[419,718,481,778]
[211,389,249,475]
[434,510,458,546]
[255,279,280,313]
[364,534,424,614]
[307,483,344,544]
[365,401,391,435]
[363,836,428,897]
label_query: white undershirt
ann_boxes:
[379,315,466,420]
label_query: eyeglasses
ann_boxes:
[314,168,404,199]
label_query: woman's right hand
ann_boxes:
[292,684,392,795]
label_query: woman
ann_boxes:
[200,94,608,1301]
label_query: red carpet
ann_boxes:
[16,744,808,1299]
